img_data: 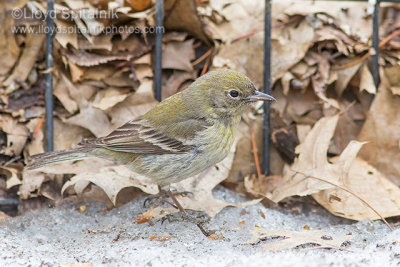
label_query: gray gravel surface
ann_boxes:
[0,187,399,267]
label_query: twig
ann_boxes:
[332,29,400,70]
[232,28,263,43]
[3,156,21,167]
[201,52,211,76]
[191,47,213,66]
[33,115,45,138]
[331,53,369,70]
[250,128,262,178]
[292,169,393,232]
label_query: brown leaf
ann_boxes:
[164,0,210,45]
[0,166,21,189]
[55,19,78,49]
[359,63,376,94]
[65,105,113,137]
[62,165,158,204]
[244,174,283,199]
[307,52,339,108]
[68,61,85,83]
[64,0,104,36]
[280,1,371,41]
[0,3,20,77]
[3,30,45,88]
[78,34,113,51]
[204,0,264,43]
[19,171,47,199]
[313,157,400,220]
[0,115,29,156]
[107,80,157,127]
[25,118,45,156]
[54,77,79,114]
[247,227,352,251]
[358,72,400,185]
[270,115,364,202]
[332,60,362,96]
[162,70,195,99]
[92,88,130,111]
[66,50,133,67]
[54,119,93,151]
[162,40,195,72]
[213,19,314,88]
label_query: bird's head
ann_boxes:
[184,69,276,118]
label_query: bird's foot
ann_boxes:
[145,187,215,237]
[143,189,193,208]
[143,192,174,208]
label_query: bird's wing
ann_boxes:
[79,118,196,154]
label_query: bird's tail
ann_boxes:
[26,147,94,170]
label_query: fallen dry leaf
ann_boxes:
[204,0,264,43]
[164,0,210,45]
[55,19,78,49]
[0,166,21,189]
[54,77,79,114]
[0,115,29,156]
[0,2,20,77]
[280,0,371,42]
[92,88,130,111]
[270,115,363,202]
[19,170,47,199]
[61,165,158,205]
[247,227,352,251]
[3,30,45,88]
[65,105,113,137]
[162,40,195,72]
[213,18,314,88]
[359,63,376,94]
[244,174,283,199]
[332,60,362,97]
[358,72,400,185]
[384,64,400,96]
[312,157,400,220]
[107,80,157,127]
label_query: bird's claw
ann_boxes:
[143,190,193,208]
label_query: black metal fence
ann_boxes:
[44,0,399,174]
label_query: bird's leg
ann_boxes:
[144,186,214,237]
[143,186,192,208]
[164,189,214,237]
[143,185,178,209]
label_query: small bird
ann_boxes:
[27,69,276,235]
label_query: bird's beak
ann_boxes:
[248,91,276,102]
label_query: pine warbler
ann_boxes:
[27,69,276,235]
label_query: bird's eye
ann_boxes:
[229,89,239,98]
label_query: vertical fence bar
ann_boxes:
[45,0,55,152]
[263,0,272,175]
[372,0,380,88]
[154,0,164,102]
